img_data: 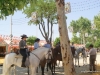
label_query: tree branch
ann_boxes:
[50,20,53,44]
[38,24,45,38]
[47,16,50,39]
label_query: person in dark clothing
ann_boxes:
[19,34,28,67]
[89,44,97,71]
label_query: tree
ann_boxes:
[0,0,36,19]
[0,0,75,75]
[26,36,37,46]
[69,17,91,44]
[94,13,100,29]
[71,33,81,44]
[53,37,60,47]
[56,0,75,75]
[23,0,57,43]
[94,39,100,48]
[85,42,92,49]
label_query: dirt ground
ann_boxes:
[0,53,100,75]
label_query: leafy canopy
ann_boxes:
[53,37,60,47]
[94,13,100,29]
[26,36,37,46]
[23,0,57,25]
[94,39,100,48]
[0,0,36,19]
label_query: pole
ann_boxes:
[10,15,13,52]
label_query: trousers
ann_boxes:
[89,55,96,71]
[20,49,27,62]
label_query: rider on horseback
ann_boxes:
[19,34,28,67]
[43,40,51,48]
[34,38,40,49]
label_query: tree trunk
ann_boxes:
[55,0,76,75]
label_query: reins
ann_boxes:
[31,52,41,61]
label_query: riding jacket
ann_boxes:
[19,40,27,49]
[34,42,39,49]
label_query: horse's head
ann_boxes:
[45,48,53,63]
[81,47,86,55]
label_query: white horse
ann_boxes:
[74,47,87,67]
[2,47,52,75]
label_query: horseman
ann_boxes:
[43,40,51,48]
[69,41,76,57]
[34,38,40,50]
[19,34,28,67]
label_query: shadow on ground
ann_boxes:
[79,65,100,75]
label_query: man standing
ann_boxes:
[89,44,97,71]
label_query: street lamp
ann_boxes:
[10,15,13,52]
[68,26,73,32]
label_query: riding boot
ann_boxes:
[21,62,26,67]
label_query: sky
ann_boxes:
[0,0,100,40]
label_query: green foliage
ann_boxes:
[71,34,81,44]
[85,42,92,49]
[23,0,57,24]
[53,37,60,47]
[26,36,37,46]
[70,17,91,34]
[0,0,36,19]
[94,39,100,48]
[69,16,91,44]
[23,0,57,42]
[94,13,100,29]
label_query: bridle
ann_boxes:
[45,49,52,61]
[31,52,41,61]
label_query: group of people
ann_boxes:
[70,42,97,72]
[19,34,97,71]
[19,34,51,67]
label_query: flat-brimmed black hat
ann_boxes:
[21,34,28,39]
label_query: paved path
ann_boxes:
[0,53,100,75]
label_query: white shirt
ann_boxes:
[34,42,39,49]
[89,48,97,55]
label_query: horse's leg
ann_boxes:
[74,58,76,66]
[48,62,54,75]
[13,66,16,75]
[31,67,36,75]
[36,67,38,73]
[41,66,45,75]
[3,60,12,75]
[27,67,30,75]
[46,63,49,71]
[78,57,80,67]
[54,63,56,74]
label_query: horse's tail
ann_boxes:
[2,55,11,75]
[2,56,7,75]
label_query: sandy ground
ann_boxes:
[0,53,100,75]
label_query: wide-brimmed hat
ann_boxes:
[21,34,28,39]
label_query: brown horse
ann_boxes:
[46,45,62,74]
[37,46,61,75]
[46,44,76,74]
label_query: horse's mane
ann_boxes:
[31,47,49,53]
[53,45,61,55]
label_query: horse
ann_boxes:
[38,46,62,75]
[2,47,52,75]
[46,45,62,74]
[74,47,87,67]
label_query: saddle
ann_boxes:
[14,50,30,67]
